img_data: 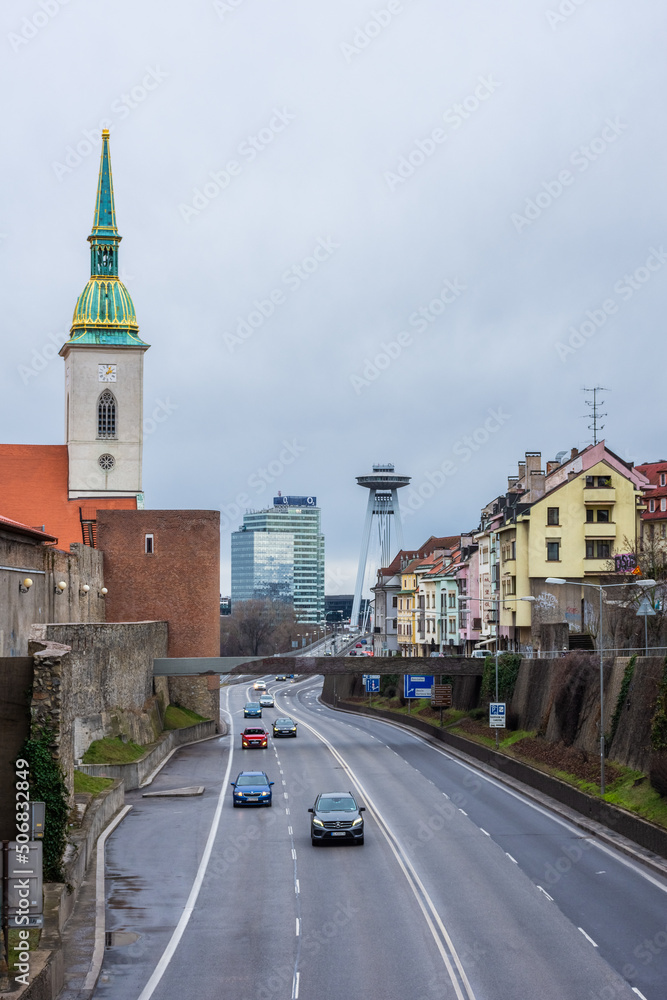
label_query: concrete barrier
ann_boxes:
[76,720,218,790]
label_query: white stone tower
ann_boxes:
[60,130,149,500]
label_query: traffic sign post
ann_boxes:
[636,596,656,654]
[403,675,435,715]
[489,702,506,729]
[431,684,452,726]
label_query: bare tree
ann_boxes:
[220,600,298,656]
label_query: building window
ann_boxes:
[586,540,610,559]
[449,618,456,633]
[662,498,667,513]
[586,509,594,522]
[661,525,666,539]
[392,596,398,608]
[547,541,560,561]
[585,475,612,488]
[660,473,666,487]
[448,592,456,608]
[597,509,610,522]
[97,389,117,439]
[547,507,559,525]
[649,500,656,513]
[145,533,154,554]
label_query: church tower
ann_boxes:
[60,130,149,501]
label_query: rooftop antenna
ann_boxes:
[583,386,608,445]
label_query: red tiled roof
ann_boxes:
[0,444,137,549]
[0,513,57,542]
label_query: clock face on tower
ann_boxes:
[98,364,117,382]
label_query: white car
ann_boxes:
[253,681,267,691]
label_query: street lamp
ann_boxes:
[546,577,655,796]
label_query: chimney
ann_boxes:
[571,447,578,460]
[546,461,559,475]
[508,475,519,491]
[525,452,541,474]
[518,461,526,483]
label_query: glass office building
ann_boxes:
[231,502,325,622]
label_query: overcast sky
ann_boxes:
[2,0,666,596]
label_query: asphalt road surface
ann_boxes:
[93,676,667,1000]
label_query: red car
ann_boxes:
[241,727,268,749]
[355,642,363,647]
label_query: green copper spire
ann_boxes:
[91,129,118,240]
[67,131,148,347]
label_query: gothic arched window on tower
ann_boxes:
[97,389,117,439]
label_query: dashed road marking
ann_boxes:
[296,917,301,936]
[288,826,293,835]
[632,989,648,1000]
[295,879,300,894]
[578,927,598,948]
[292,848,297,860]
[480,828,490,837]
[536,886,553,901]
[459,809,467,816]
[506,853,518,864]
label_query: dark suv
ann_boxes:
[308,791,365,846]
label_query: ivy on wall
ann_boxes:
[17,728,69,883]
[608,654,637,749]
[481,653,523,701]
[650,655,667,753]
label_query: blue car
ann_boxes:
[231,771,274,807]
[244,702,262,718]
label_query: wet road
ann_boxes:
[93,676,667,1000]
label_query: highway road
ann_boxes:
[93,675,667,1000]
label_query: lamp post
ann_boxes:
[546,577,655,796]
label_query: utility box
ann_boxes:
[7,841,43,916]
[30,802,45,840]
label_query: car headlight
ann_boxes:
[352,817,363,827]
[312,818,324,828]
[291,727,296,731]
[260,791,269,796]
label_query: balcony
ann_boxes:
[583,488,615,504]
[583,521,617,538]
[583,558,615,575]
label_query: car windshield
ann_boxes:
[246,703,260,708]
[244,729,264,735]
[317,795,357,812]
[275,719,293,726]
[236,774,268,786]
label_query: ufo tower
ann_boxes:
[350,464,411,629]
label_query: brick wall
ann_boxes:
[97,510,220,657]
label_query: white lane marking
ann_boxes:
[536,886,553,901]
[506,853,518,864]
[339,711,667,895]
[292,970,300,998]
[84,804,133,990]
[578,927,598,947]
[292,849,297,860]
[632,989,648,999]
[296,917,301,936]
[295,879,300,894]
[288,826,293,835]
[480,828,490,837]
[280,769,284,774]
[286,807,290,815]
[596,871,606,874]
[284,792,289,799]
[286,711,476,1000]
[135,686,235,1000]
[459,809,467,816]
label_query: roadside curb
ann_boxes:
[323,697,667,881]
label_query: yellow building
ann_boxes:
[498,446,646,651]
[397,560,422,655]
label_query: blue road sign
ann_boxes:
[403,675,435,699]
[364,675,380,693]
[489,702,506,728]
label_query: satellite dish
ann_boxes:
[554,451,567,463]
